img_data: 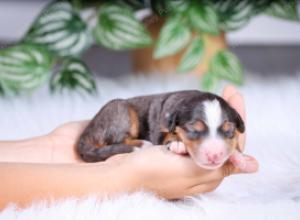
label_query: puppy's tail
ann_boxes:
[77,140,134,162]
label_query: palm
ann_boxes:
[49,121,89,163]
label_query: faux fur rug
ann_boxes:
[0,73,300,220]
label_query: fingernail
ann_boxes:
[244,155,256,162]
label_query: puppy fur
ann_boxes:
[77,90,245,163]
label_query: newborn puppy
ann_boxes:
[77,90,245,169]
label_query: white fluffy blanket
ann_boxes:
[0,73,300,220]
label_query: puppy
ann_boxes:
[77,90,245,169]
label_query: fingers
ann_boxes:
[222,155,259,177]
[198,154,259,184]
[227,93,246,123]
[222,85,246,122]
[222,85,239,101]
[229,150,247,170]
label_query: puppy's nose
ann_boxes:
[204,146,225,164]
[206,151,224,164]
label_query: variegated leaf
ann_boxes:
[201,72,218,92]
[266,0,299,21]
[210,50,243,84]
[0,44,53,94]
[177,37,204,73]
[24,1,89,57]
[166,0,191,13]
[119,0,148,9]
[0,80,5,96]
[189,2,219,35]
[51,58,96,93]
[93,3,152,50]
[154,15,191,59]
[150,1,168,16]
[213,0,255,31]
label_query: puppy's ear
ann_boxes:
[230,107,245,133]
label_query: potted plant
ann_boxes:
[0,0,299,96]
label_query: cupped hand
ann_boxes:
[116,142,257,199]
[48,120,89,163]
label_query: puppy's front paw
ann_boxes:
[167,141,187,155]
[141,140,154,148]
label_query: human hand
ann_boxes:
[114,142,257,199]
[48,120,90,163]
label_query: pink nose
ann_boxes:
[206,151,224,163]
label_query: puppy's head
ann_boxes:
[165,93,245,169]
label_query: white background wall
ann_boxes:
[0,1,300,45]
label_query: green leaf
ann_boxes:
[201,72,218,92]
[177,37,204,73]
[0,44,53,94]
[166,0,191,13]
[51,58,96,94]
[213,0,255,31]
[0,80,5,96]
[154,15,191,59]
[210,50,243,85]
[266,0,299,21]
[150,1,168,16]
[24,1,90,57]
[119,0,147,10]
[93,3,152,50]
[189,2,219,35]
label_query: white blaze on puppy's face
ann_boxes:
[190,99,231,169]
[203,99,222,138]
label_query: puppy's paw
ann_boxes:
[140,140,154,149]
[167,141,187,155]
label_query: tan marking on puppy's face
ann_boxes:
[162,133,180,145]
[219,121,241,152]
[224,130,241,152]
[220,121,235,135]
[192,121,206,133]
[175,126,204,157]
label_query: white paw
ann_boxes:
[133,147,141,152]
[140,140,154,149]
[167,141,187,155]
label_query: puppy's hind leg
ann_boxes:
[77,99,141,162]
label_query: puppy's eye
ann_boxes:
[185,121,207,139]
[219,121,235,138]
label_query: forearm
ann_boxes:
[0,136,53,163]
[0,162,134,210]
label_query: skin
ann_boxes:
[0,86,258,210]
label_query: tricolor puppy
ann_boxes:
[77,90,245,169]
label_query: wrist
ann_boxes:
[81,160,139,197]
[0,136,53,163]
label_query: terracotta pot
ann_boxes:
[132,16,227,76]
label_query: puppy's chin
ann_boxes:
[194,161,225,170]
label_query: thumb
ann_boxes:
[222,155,259,177]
